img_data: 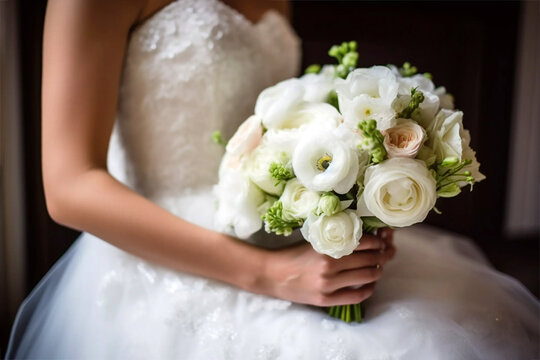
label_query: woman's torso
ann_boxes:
[107,0,301,221]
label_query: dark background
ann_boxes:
[3,0,538,354]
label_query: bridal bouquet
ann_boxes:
[213,42,485,322]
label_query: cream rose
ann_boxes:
[357,158,437,227]
[279,178,321,220]
[226,115,263,156]
[300,210,362,259]
[383,119,426,158]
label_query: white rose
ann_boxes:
[434,86,455,110]
[357,158,437,227]
[226,115,263,157]
[301,210,363,259]
[292,127,359,194]
[427,109,465,162]
[336,66,399,131]
[383,119,426,158]
[279,178,320,220]
[243,145,289,196]
[214,169,265,239]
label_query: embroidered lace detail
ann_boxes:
[108,0,301,211]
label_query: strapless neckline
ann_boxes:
[135,0,294,38]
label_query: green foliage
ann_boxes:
[397,87,425,119]
[362,217,389,234]
[269,162,294,186]
[262,201,303,236]
[358,119,387,164]
[305,64,322,74]
[269,153,294,186]
[327,90,340,111]
[399,62,432,80]
[435,157,475,198]
[328,41,358,79]
[211,130,225,146]
[399,62,418,77]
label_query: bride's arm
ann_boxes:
[42,0,394,307]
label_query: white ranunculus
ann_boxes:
[397,74,435,94]
[357,158,437,227]
[336,66,399,131]
[292,128,359,194]
[273,102,343,131]
[255,79,305,130]
[243,145,289,196]
[214,169,265,239]
[393,91,440,129]
[299,65,336,102]
[226,115,263,157]
[383,119,426,159]
[261,128,302,156]
[427,109,465,163]
[339,95,397,131]
[301,210,362,259]
[279,178,320,220]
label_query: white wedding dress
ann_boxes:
[6,0,539,359]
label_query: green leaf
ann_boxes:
[362,216,389,234]
[326,90,340,111]
[437,183,461,198]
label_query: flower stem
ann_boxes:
[328,304,363,323]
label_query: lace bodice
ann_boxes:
[108,0,301,216]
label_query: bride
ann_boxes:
[6,0,538,358]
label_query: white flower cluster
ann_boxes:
[214,63,485,259]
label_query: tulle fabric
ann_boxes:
[6,225,539,359]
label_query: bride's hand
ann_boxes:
[378,227,396,261]
[259,233,393,307]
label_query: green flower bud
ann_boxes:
[305,64,322,74]
[440,157,459,168]
[211,130,226,146]
[317,193,341,216]
[437,183,461,198]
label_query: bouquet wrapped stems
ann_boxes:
[328,303,363,323]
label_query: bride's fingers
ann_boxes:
[354,234,385,251]
[383,243,396,261]
[378,227,394,246]
[324,267,383,293]
[318,283,376,307]
[332,250,385,272]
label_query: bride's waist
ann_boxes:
[148,187,217,230]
